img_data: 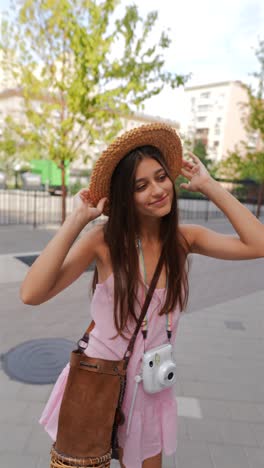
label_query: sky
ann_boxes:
[0,0,263,123]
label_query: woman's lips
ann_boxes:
[149,194,168,206]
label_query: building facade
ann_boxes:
[184,81,253,162]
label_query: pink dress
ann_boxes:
[40,273,181,467]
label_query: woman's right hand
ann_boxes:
[73,189,107,223]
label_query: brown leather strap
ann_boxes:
[77,321,95,352]
[86,321,95,334]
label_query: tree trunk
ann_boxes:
[61,160,66,224]
[256,182,264,219]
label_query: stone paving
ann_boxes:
[0,220,264,467]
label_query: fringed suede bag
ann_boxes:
[50,251,164,468]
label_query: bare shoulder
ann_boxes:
[81,222,106,257]
[178,223,200,254]
[84,222,112,281]
[87,221,105,241]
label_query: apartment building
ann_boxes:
[184,81,252,162]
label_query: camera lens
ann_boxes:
[149,361,154,367]
[168,372,174,381]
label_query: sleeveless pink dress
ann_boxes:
[39,273,181,467]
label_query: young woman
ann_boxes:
[20,124,264,468]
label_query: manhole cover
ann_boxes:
[224,320,245,331]
[16,255,95,271]
[1,338,75,384]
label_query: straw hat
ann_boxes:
[89,123,183,215]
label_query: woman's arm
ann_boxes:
[180,153,264,260]
[20,190,107,305]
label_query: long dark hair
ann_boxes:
[92,145,190,337]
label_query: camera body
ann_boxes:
[142,343,176,394]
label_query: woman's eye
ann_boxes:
[135,185,146,191]
[159,174,166,180]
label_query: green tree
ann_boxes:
[245,40,264,147]
[0,124,31,184]
[219,149,264,217]
[176,136,216,198]
[192,139,213,168]
[0,127,19,186]
[0,0,188,222]
[218,39,264,218]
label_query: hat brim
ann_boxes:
[89,123,183,216]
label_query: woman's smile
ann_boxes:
[149,194,169,206]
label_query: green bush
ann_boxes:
[69,180,86,196]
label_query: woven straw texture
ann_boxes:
[50,445,111,468]
[88,123,182,216]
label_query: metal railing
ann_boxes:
[0,187,261,227]
[0,190,73,226]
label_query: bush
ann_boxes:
[69,180,86,195]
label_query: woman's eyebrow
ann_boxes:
[135,168,165,183]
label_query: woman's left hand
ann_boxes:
[180,152,212,192]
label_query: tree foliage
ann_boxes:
[219,149,264,183]
[245,39,264,143]
[0,0,187,164]
[193,139,213,169]
[0,123,31,177]
[217,40,264,218]
[0,0,188,220]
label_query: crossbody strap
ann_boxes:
[78,248,165,366]
[77,320,96,353]
[123,247,165,367]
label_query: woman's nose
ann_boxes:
[151,181,164,196]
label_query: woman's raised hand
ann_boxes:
[73,189,107,222]
[180,152,212,193]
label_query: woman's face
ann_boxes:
[133,157,174,218]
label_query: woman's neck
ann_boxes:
[137,218,161,245]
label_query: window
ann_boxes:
[248,133,258,148]
[217,94,225,107]
[198,105,210,112]
[215,127,221,136]
[200,92,210,99]
[197,116,206,122]
[196,128,209,138]
[214,141,219,147]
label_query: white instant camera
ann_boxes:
[142,343,176,394]
[126,343,177,434]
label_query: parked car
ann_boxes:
[21,172,43,190]
[48,185,68,196]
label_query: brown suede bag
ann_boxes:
[50,251,164,468]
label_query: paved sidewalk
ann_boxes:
[0,222,264,468]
